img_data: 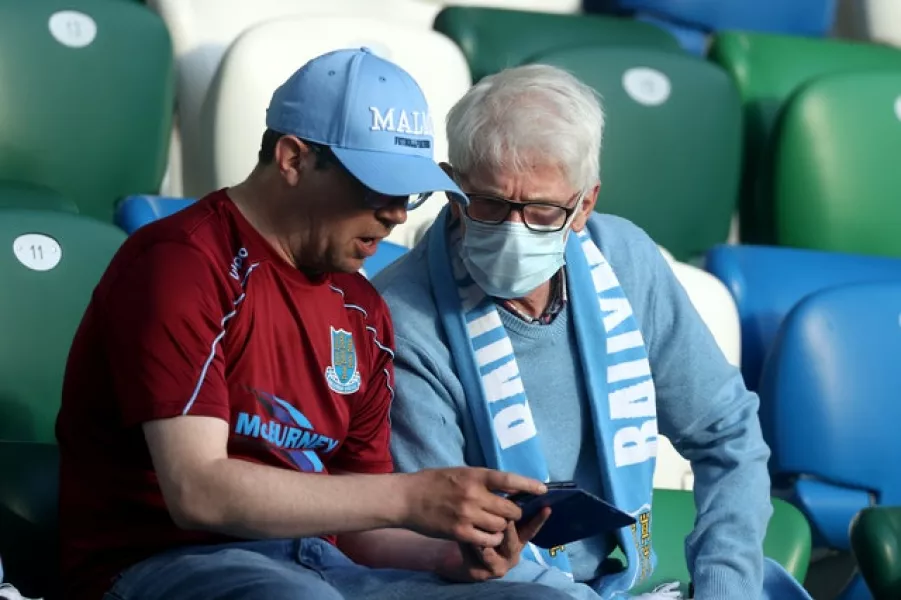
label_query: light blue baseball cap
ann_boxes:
[266,47,466,206]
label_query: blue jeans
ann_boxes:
[102,538,577,600]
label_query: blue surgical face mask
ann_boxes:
[459,206,580,299]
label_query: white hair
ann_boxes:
[446,64,604,191]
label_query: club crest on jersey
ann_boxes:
[325,326,361,394]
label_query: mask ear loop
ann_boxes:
[562,190,588,242]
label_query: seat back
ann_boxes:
[147,0,438,198]
[203,17,471,249]
[585,0,837,36]
[759,281,901,506]
[433,6,681,83]
[530,46,741,261]
[0,442,59,598]
[772,70,901,257]
[0,211,126,443]
[706,244,901,391]
[851,505,901,600]
[0,0,174,223]
[708,32,901,244]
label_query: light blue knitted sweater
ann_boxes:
[372,213,773,600]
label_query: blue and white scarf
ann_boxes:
[427,207,660,597]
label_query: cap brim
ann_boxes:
[331,147,467,206]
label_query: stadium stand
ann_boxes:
[705,244,901,392]
[851,505,901,600]
[0,0,174,223]
[527,45,742,262]
[202,17,471,248]
[145,0,439,199]
[433,6,682,83]
[708,31,901,245]
[0,210,126,444]
[769,70,901,257]
[759,281,901,599]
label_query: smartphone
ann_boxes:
[508,481,637,549]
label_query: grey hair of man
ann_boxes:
[445,64,605,192]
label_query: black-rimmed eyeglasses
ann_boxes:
[464,191,582,233]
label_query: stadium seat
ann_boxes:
[705,244,901,392]
[433,6,682,83]
[708,32,901,244]
[851,505,901,600]
[834,0,901,48]
[0,0,174,224]
[0,210,126,443]
[146,0,438,199]
[758,281,901,553]
[634,14,709,55]
[770,70,901,257]
[584,0,838,37]
[0,182,78,214]
[529,46,741,262]
[653,248,741,491]
[623,489,811,595]
[0,441,59,599]
[202,17,470,249]
[114,196,409,279]
[418,0,580,13]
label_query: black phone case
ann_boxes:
[513,486,637,549]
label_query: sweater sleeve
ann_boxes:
[389,333,469,472]
[640,239,772,600]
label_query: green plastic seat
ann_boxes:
[850,505,901,600]
[708,32,901,244]
[0,0,175,223]
[433,6,682,83]
[0,441,60,598]
[620,489,812,595]
[0,181,79,214]
[0,210,126,443]
[528,46,741,261]
[771,70,901,257]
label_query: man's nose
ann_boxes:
[376,202,408,227]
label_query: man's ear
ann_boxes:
[274,136,309,186]
[439,161,453,178]
[571,183,600,233]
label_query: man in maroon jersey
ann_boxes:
[55,48,567,600]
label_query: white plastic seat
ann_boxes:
[653,247,742,490]
[417,0,581,13]
[835,0,901,47]
[204,17,471,248]
[147,0,440,199]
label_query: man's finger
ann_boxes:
[456,525,505,548]
[517,506,552,543]
[483,470,547,496]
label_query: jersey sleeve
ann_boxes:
[100,241,234,428]
[330,300,395,474]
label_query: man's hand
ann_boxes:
[437,507,552,583]
[398,467,547,548]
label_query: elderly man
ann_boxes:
[55,49,570,600]
[372,65,812,600]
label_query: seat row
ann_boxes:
[2,1,901,262]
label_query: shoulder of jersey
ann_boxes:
[331,271,389,317]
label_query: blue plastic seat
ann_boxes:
[758,281,901,554]
[705,244,901,392]
[115,196,409,279]
[584,0,838,37]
